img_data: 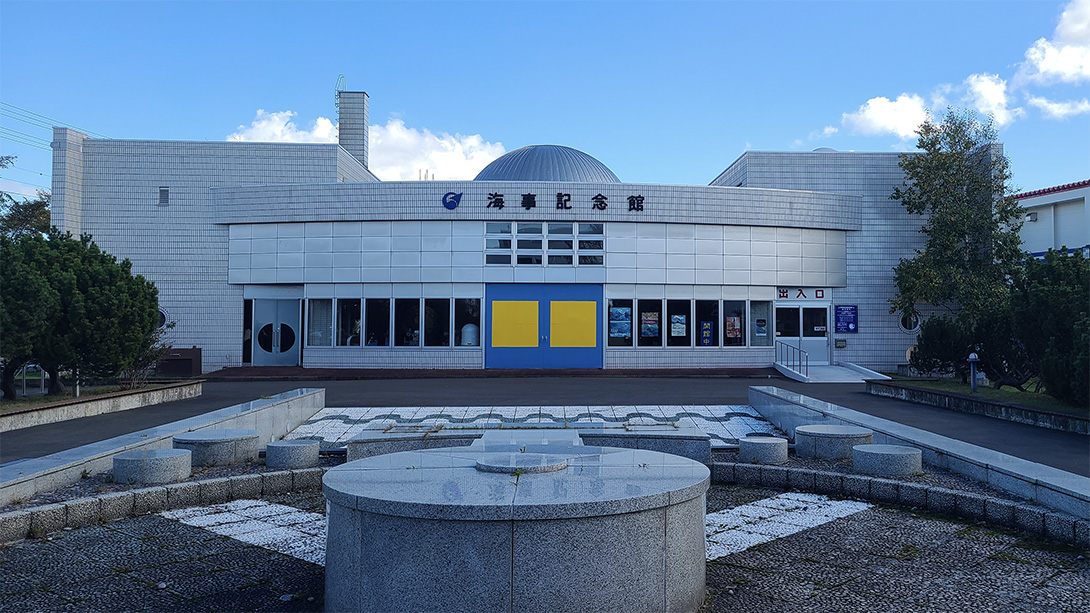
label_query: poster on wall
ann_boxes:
[609,307,632,338]
[755,318,768,337]
[835,305,858,333]
[640,312,659,337]
[724,316,741,339]
[670,314,687,337]
[699,321,714,346]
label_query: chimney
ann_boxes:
[337,91,369,169]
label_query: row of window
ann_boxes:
[606,299,774,348]
[485,222,604,266]
[307,298,482,348]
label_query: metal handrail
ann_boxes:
[775,341,809,378]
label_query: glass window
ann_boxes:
[723,300,746,347]
[578,255,603,265]
[337,298,362,346]
[608,299,633,347]
[900,312,920,333]
[395,298,420,346]
[365,298,390,346]
[454,299,481,346]
[486,254,511,265]
[548,254,573,265]
[486,238,511,249]
[666,300,691,347]
[516,222,542,235]
[579,223,604,235]
[548,223,573,235]
[775,307,800,338]
[517,239,542,249]
[517,254,543,265]
[637,300,662,347]
[307,299,332,346]
[803,308,828,338]
[486,222,511,234]
[695,300,719,347]
[548,239,573,250]
[750,301,772,346]
[424,299,450,347]
[578,240,604,250]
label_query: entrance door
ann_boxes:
[774,305,830,365]
[252,299,301,366]
[485,284,602,369]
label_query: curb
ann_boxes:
[711,462,1089,549]
[0,467,326,545]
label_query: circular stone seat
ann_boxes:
[853,444,923,476]
[173,429,259,467]
[266,439,320,469]
[739,436,789,465]
[113,449,191,485]
[794,424,874,460]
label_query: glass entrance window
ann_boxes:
[454,299,481,346]
[803,307,828,337]
[750,301,772,346]
[307,299,332,346]
[365,298,390,346]
[424,299,450,347]
[337,299,362,346]
[775,307,800,337]
[723,300,746,347]
[666,300,691,347]
[695,300,719,347]
[608,299,633,347]
[395,298,421,346]
[637,299,663,347]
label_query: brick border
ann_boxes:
[712,462,1089,549]
[0,468,326,545]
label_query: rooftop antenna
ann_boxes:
[334,74,346,111]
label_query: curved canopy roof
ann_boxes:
[474,144,620,183]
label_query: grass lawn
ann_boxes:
[890,377,1088,417]
[0,385,126,412]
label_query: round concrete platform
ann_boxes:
[322,430,710,613]
[739,436,789,464]
[173,429,259,466]
[113,449,191,485]
[795,424,874,460]
[266,439,320,469]
[853,444,923,476]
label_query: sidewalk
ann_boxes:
[2,373,1086,476]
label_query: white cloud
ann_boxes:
[1017,0,1090,85]
[1027,95,1090,119]
[0,178,44,199]
[964,74,1024,126]
[841,94,928,140]
[225,111,505,181]
[228,110,337,143]
[367,119,505,181]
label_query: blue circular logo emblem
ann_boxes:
[442,192,462,210]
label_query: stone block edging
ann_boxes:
[0,381,203,433]
[711,462,1089,550]
[866,380,1088,435]
[0,467,327,545]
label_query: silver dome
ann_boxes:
[474,145,620,182]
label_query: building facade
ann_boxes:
[51,91,934,373]
[1016,180,1089,258]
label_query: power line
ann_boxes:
[0,102,109,139]
[0,175,49,190]
[0,134,51,152]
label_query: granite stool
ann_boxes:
[113,449,191,485]
[266,439,320,469]
[794,424,874,460]
[853,444,923,476]
[173,429,260,466]
[739,436,789,464]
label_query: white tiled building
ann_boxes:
[1016,180,1089,258]
[51,91,936,373]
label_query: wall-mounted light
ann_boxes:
[1025,211,1038,222]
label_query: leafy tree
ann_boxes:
[0,155,50,237]
[1012,249,1090,405]
[0,230,160,400]
[890,109,1024,324]
[909,314,970,378]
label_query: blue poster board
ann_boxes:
[835,305,858,333]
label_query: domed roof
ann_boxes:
[474,145,620,183]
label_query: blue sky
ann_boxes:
[2,0,1088,197]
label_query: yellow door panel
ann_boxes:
[550,301,597,347]
[491,301,539,347]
